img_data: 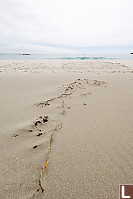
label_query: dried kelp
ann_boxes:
[37,122,62,193]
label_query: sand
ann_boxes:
[0,60,133,199]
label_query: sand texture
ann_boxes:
[0,60,133,199]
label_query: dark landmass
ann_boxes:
[20,54,31,55]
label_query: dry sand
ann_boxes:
[0,60,133,199]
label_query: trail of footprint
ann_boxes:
[29,78,107,198]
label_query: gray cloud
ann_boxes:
[0,0,133,53]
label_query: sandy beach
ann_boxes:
[0,60,133,199]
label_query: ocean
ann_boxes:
[0,53,133,60]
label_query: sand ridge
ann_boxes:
[0,59,133,74]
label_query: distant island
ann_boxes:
[130,52,133,54]
[20,54,31,55]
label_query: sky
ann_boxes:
[0,0,133,54]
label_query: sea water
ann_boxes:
[0,53,133,60]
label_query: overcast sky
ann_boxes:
[0,0,133,53]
